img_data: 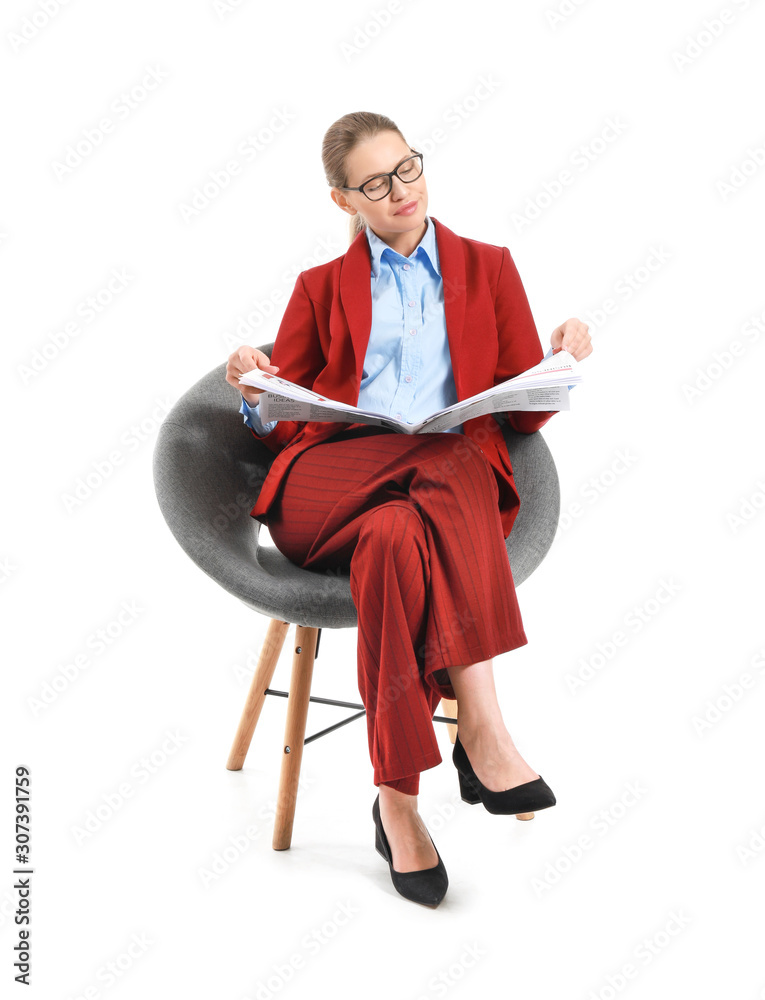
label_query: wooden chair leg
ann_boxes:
[226,618,290,771]
[441,697,458,744]
[272,625,319,851]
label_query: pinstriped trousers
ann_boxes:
[265,425,528,796]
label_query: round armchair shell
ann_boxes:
[152,344,560,629]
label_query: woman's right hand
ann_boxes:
[226,346,280,406]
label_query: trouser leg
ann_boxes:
[265,428,527,794]
[350,501,445,795]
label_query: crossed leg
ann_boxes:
[266,426,538,870]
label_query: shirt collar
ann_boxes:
[365,214,441,279]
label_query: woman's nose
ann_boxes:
[390,174,410,197]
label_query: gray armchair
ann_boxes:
[152,343,560,848]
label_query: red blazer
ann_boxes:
[247,215,558,538]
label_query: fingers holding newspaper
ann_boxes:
[226,346,280,406]
[550,317,592,361]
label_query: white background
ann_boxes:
[3,1,764,997]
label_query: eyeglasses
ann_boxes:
[340,150,424,202]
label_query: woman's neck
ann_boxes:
[367,218,428,258]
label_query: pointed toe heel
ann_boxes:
[452,733,556,818]
[372,794,448,908]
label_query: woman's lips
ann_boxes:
[395,201,418,216]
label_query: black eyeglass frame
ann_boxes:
[339,150,424,202]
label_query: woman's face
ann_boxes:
[332,130,428,238]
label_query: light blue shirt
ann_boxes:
[239,216,571,437]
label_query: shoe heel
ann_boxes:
[374,828,388,861]
[515,812,535,821]
[458,770,481,805]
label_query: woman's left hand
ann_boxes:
[550,318,592,361]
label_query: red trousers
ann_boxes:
[265,426,528,795]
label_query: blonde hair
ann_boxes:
[322,111,408,246]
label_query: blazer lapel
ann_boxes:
[339,228,373,405]
[431,217,467,398]
[339,215,468,405]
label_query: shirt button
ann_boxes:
[409,329,416,336]
[403,263,410,270]
[395,412,402,419]
[408,300,415,307]
[405,375,412,382]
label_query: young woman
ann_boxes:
[226,111,592,907]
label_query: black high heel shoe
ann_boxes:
[372,794,448,907]
[453,733,557,818]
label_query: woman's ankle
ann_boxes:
[379,783,418,808]
[457,715,511,748]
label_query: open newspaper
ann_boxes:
[239,349,581,435]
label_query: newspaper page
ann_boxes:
[239,349,581,435]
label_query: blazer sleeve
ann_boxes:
[493,246,558,435]
[244,272,326,455]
